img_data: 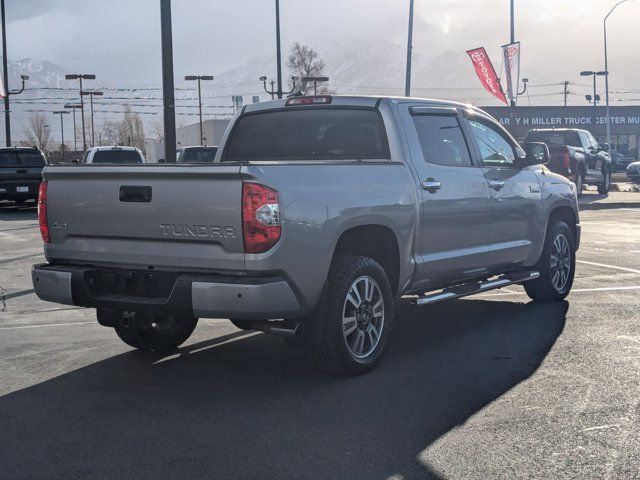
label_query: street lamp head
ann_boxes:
[522,78,529,83]
[82,74,96,80]
[596,71,608,76]
[259,76,267,82]
[580,71,594,76]
[20,75,29,81]
[200,75,214,81]
[291,76,299,82]
[65,74,79,80]
[184,75,198,81]
[66,74,95,80]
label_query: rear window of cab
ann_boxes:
[223,108,389,161]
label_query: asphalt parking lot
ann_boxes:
[1,194,640,480]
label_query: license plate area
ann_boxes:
[84,269,178,299]
[16,186,29,193]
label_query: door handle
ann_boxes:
[422,180,441,193]
[489,180,505,191]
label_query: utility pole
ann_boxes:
[301,76,329,95]
[53,110,69,161]
[275,0,283,99]
[1,0,9,146]
[160,0,177,163]
[184,75,213,146]
[80,90,102,147]
[404,0,414,97]
[64,103,81,151]
[65,73,95,151]
[563,81,569,107]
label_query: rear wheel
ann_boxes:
[112,312,198,353]
[597,167,611,194]
[524,219,575,302]
[312,255,394,375]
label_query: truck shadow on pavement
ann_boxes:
[0,298,567,480]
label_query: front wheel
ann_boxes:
[112,312,198,353]
[597,167,612,194]
[524,219,576,302]
[312,255,394,375]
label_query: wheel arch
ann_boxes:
[332,224,401,296]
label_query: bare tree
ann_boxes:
[287,42,329,94]
[117,105,146,150]
[149,121,164,142]
[23,113,53,153]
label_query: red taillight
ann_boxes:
[242,183,281,254]
[562,149,570,169]
[38,180,50,243]
[285,95,332,106]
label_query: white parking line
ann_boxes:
[0,321,94,330]
[577,260,640,275]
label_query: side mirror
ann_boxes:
[601,143,610,152]
[522,142,550,166]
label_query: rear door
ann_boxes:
[463,113,544,270]
[400,105,492,288]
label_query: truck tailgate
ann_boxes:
[44,164,245,271]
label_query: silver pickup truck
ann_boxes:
[32,95,580,375]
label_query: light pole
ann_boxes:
[0,0,30,147]
[604,0,634,148]
[274,0,283,99]
[580,70,607,108]
[65,73,95,151]
[63,103,81,151]
[184,75,213,146]
[260,75,298,98]
[405,0,414,96]
[301,76,329,95]
[52,110,69,161]
[160,0,176,163]
[80,90,103,147]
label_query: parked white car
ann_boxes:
[80,146,145,164]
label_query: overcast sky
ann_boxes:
[6,0,640,88]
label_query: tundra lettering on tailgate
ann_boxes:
[159,224,236,238]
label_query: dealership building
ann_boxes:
[482,105,640,159]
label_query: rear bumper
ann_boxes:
[0,180,41,200]
[31,264,303,320]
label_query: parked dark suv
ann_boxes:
[0,147,47,204]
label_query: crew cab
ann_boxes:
[523,128,612,197]
[0,147,47,204]
[32,96,580,375]
[80,146,145,164]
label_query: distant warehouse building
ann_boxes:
[145,118,231,163]
[482,105,640,159]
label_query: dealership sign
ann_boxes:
[467,47,507,104]
[502,42,520,103]
[481,106,640,138]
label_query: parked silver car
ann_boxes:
[32,95,580,374]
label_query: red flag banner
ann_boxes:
[466,47,507,104]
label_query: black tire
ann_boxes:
[312,255,394,375]
[575,168,585,198]
[597,167,611,194]
[524,219,576,302]
[113,312,198,353]
[230,319,254,330]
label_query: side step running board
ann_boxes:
[412,271,540,306]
